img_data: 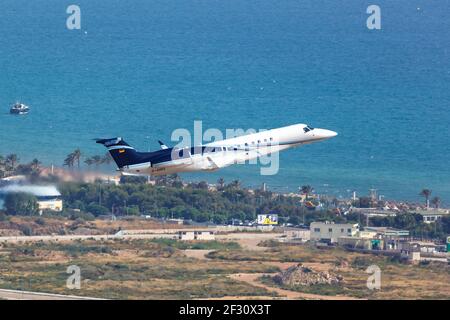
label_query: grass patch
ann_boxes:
[150,238,241,250]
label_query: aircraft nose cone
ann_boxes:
[326,130,338,138]
[316,129,337,139]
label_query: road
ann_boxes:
[0,227,281,244]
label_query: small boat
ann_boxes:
[10,102,30,115]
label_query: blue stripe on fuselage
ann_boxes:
[128,146,223,167]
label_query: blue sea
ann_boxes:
[0,0,449,203]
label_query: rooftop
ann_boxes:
[414,209,450,216]
[364,227,409,237]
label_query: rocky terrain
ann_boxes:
[273,263,343,287]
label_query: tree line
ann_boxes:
[0,152,448,240]
[63,149,113,169]
[0,154,42,179]
[56,178,450,240]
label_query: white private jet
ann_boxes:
[96,123,337,176]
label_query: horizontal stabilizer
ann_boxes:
[95,137,130,148]
[158,140,169,150]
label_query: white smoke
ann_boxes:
[0,184,61,197]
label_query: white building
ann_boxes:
[167,218,184,225]
[415,209,450,224]
[282,228,310,242]
[364,226,410,238]
[0,184,63,214]
[338,236,383,250]
[178,230,215,241]
[399,241,446,254]
[310,222,359,243]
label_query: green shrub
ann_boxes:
[4,192,39,216]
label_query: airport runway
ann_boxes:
[0,288,104,300]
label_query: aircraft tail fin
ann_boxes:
[95,137,142,169]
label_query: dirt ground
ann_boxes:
[1,228,448,300]
[188,233,364,300]
[183,249,213,260]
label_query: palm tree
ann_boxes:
[102,152,113,165]
[91,155,103,166]
[85,157,95,166]
[72,149,82,168]
[5,154,19,172]
[63,153,75,169]
[431,196,441,209]
[30,158,41,171]
[419,189,432,209]
[217,178,225,190]
[300,185,314,199]
[332,197,339,208]
[0,155,5,178]
[230,179,241,190]
[29,158,42,176]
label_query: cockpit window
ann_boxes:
[303,125,314,133]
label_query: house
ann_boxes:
[349,207,398,218]
[167,218,184,225]
[36,196,63,213]
[362,227,409,250]
[414,209,450,224]
[310,222,359,243]
[399,241,447,254]
[283,228,310,242]
[400,248,421,263]
[178,230,215,241]
[338,236,384,250]
[363,227,410,238]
